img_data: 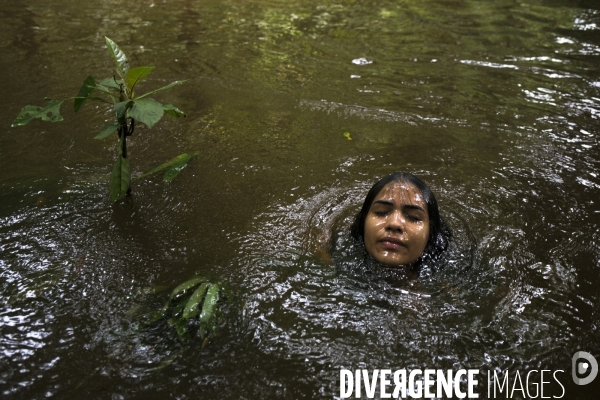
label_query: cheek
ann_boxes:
[364,217,385,237]
[416,225,430,246]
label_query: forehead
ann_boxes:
[372,181,426,206]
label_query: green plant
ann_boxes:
[12,37,195,201]
[146,276,222,340]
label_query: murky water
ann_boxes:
[1,0,599,398]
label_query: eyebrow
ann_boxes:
[371,200,426,212]
[372,200,394,207]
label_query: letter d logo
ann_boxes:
[572,351,598,385]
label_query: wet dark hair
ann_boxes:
[350,172,450,264]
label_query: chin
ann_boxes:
[373,257,419,268]
[376,257,414,268]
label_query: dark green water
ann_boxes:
[1,0,599,398]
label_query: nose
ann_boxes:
[386,210,405,232]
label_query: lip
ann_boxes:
[379,237,406,249]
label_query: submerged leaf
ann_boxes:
[343,131,352,140]
[109,154,130,201]
[174,318,189,337]
[105,37,129,81]
[12,98,64,127]
[129,98,164,129]
[74,75,96,112]
[182,283,210,319]
[144,311,164,325]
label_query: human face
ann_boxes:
[363,181,430,267]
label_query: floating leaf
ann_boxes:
[159,276,206,316]
[200,284,219,324]
[105,37,129,81]
[162,153,197,182]
[343,131,352,141]
[169,276,206,299]
[125,66,155,97]
[12,98,64,127]
[74,75,96,112]
[137,153,197,181]
[95,122,119,140]
[200,283,219,322]
[129,98,164,129]
[199,284,219,339]
[109,153,130,201]
[163,161,189,183]
[182,283,210,319]
[136,80,188,100]
[162,103,186,118]
[170,296,190,318]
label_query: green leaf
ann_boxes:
[145,311,164,325]
[98,77,123,91]
[88,96,114,105]
[200,284,219,324]
[129,98,164,129]
[109,154,130,201]
[174,318,188,337]
[125,66,155,97]
[12,98,64,127]
[136,80,188,100]
[105,37,130,80]
[199,284,219,339]
[159,276,206,316]
[95,122,119,139]
[114,100,133,124]
[137,153,197,181]
[162,103,186,118]
[170,276,206,299]
[163,161,189,183]
[93,84,119,99]
[182,283,210,319]
[74,75,96,112]
[171,297,189,317]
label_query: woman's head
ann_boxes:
[351,172,449,267]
